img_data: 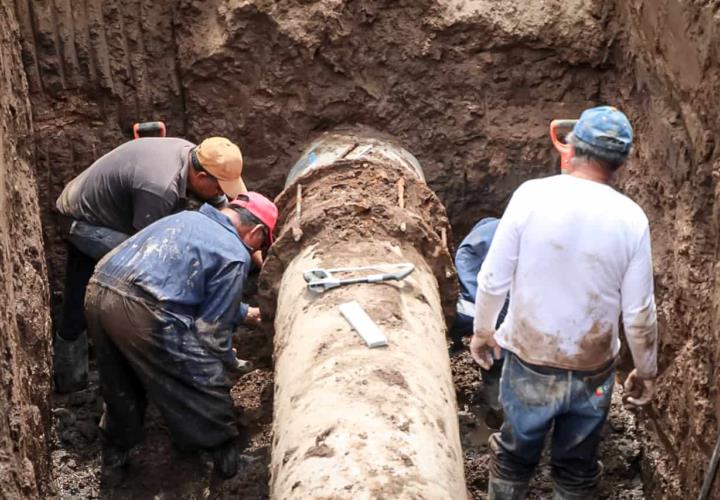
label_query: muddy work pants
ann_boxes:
[490,352,615,495]
[84,281,239,452]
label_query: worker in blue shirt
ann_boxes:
[84,192,277,484]
[451,217,508,415]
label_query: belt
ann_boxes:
[512,352,616,377]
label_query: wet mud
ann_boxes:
[1,0,719,497]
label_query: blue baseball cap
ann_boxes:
[572,106,633,154]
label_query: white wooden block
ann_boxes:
[338,301,388,348]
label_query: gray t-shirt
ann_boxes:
[56,137,195,235]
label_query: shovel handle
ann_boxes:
[133,121,167,139]
[550,119,577,171]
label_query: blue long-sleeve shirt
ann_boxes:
[456,218,501,303]
[455,217,509,328]
[94,203,251,366]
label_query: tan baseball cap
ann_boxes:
[195,137,247,198]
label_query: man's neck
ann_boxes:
[568,161,612,185]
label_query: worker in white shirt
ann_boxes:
[470,106,657,500]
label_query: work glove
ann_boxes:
[243,307,262,327]
[470,333,501,370]
[228,348,254,376]
[623,369,655,407]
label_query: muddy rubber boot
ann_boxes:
[552,460,603,500]
[101,443,129,487]
[488,474,529,500]
[552,484,594,500]
[212,439,239,479]
[53,331,89,393]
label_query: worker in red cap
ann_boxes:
[54,136,247,394]
[83,192,277,484]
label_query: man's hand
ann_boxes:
[243,307,262,326]
[470,333,500,370]
[623,369,655,407]
[229,348,254,375]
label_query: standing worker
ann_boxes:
[54,136,247,393]
[84,192,277,483]
[471,106,658,499]
[451,217,508,418]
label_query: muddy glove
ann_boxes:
[623,369,655,407]
[228,348,254,376]
[470,333,501,370]
[243,307,262,327]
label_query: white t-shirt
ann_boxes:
[474,174,657,377]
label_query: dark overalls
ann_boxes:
[85,204,250,452]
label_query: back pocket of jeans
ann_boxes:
[582,370,615,411]
[507,356,563,406]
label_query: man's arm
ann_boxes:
[621,225,658,380]
[473,196,523,339]
[195,259,251,367]
[470,190,525,367]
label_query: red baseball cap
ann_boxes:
[229,192,278,245]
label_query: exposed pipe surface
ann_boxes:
[259,128,465,499]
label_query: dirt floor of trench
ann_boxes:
[7,0,715,497]
[51,329,650,499]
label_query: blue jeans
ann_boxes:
[490,352,615,493]
[59,221,130,341]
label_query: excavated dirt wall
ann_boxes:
[16,0,620,314]
[0,0,52,497]
[177,0,619,233]
[13,0,185,318]
[9,0,720,497]
[613,1,720,496]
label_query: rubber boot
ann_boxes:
[53,331,89,393]
[101,442,129,487]
[212,439,239,479]
[552,461,603,500]
[488,473,529,500]
[552,484,594,500]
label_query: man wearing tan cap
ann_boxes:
[53,136,247,393]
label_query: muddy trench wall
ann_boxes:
[16,0,619,315]
[0,0,52,497]
[9,0,720,497]
[12,0,186,318]
[613,1,720,496]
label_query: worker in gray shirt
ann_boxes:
[54,136,248,393]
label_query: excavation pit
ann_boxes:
[1,0,718,498]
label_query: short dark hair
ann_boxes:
[568,133,629,172]
[190,148,213,177]
[229,206,269,244]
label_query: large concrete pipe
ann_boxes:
[259,128,466,499]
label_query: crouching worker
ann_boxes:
[451,218,508,418]
[84,192,277,483]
